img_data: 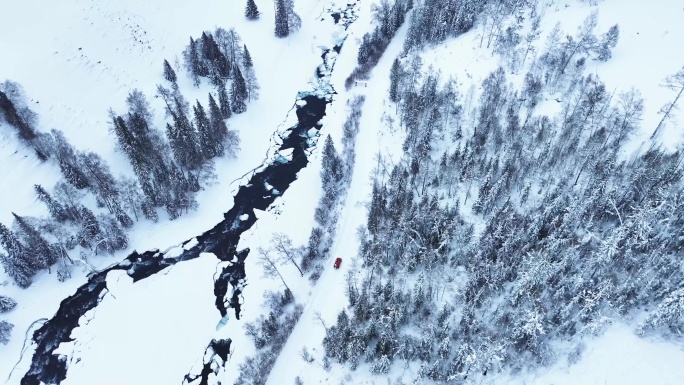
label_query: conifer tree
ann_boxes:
[245,0,260,20]
[0,252,34,288]
[217,82,232,119]
[34,185,70,222]
[163,59,177,83]
[184,37,203,86]
[208,94,228,157]
[0,296,17,313]
[0,320,13,345]
[231,67,248,114]
[194,101,215,159]
[0,90,37,143]
[97,214,129,253]
[243,45,253,68]
[78,206,101,250]
[12,213,58,268]
[275,0,290,38]
[51,129,90,189]
[0,223,37,287]
[389,58,401,103]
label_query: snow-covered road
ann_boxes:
[265,14,410,385]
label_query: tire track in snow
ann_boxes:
[264,11,413,385]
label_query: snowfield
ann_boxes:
[2,0,684,384]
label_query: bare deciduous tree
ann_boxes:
[271,232,304,276]
[257,246,292,294]
[652,65,684,139]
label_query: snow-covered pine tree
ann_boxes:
[0,90,37,142]
[0,296,17,313]
[274,0,290,38]
[194,100,215,159]
[77,206,101,250]
[0,320,13,345]
[245,0,260,20]
[217,82,232,119]
[163,59,177,82]
[97,214,129,254]
[34,184,70,222]
[242,45,260,101]
[231,67,248,114]
[0,221,40,287]
[207,94,228,157]
[51,129,90,189]
[389,58,402,103]
[320,135,343,192]
[12,213,59,268]
[183,37,204,86]
[243,45,253,68]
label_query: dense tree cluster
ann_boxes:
[323,8,682,381]
[180,28,260,111]
[2,25,253,289]
[236,289,303,385]
[0,81,50,160]
[301,97,365,279]
[345,0,412,89]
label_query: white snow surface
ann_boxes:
[56,255,219,385]
[494,323,684,385]
[3,0,684,384]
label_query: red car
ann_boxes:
[334,257,342,269]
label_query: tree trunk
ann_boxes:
[651,86,684,139]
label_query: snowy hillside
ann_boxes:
[2,0,684,384]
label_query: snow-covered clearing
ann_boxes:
[54,255,219,385]
[495,323,684,385]
[420,0,684,153]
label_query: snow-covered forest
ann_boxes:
[2,0,684,384]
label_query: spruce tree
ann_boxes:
[184,37,203,86]
[245,0,260,20]
[0,252,34,288]
[0,90,37,143]
[163,59,177,83]
[194,101,215,159]
[208,94,228,156]
[0,296,17,313]
[243,45,253,68]
[321,135,343,199]
[389,58,401,103]
[0,320,13,345]
[97,214,129,253]
[231,67,248,114]
[0,223,38,287]
[34,185,70,222]
[78,206,101,250]
[218,82,232,119]
[51,129,90,189]
[12,213,58,268]
[275,0,290,38]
